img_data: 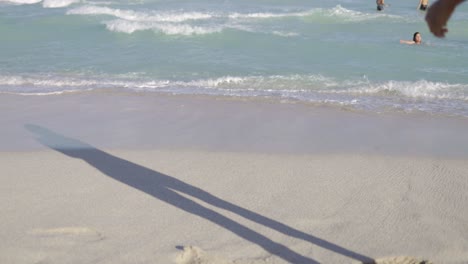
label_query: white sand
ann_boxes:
[1,93,468,263]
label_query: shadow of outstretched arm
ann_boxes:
[26,124,374,264]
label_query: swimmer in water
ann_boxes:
[376,0,387,11]
[400,32,423,45]
[418,0,430,10]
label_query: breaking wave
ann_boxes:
[63,5,410,36]
[1,74,467,101]
[2,74,467,116]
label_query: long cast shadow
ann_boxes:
[26,124,375,264]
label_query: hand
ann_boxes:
[425,0,457,37]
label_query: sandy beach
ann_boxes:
[1,93,468,264]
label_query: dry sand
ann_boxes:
[1,93,468,263]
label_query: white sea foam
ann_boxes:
[2,74,467,118]
[103,19,151,34]
[272,31,299,37]
[225,6,395,22]
[104,19,222,35]
[186,76,468,102]
[328,80,468,101]
[228,10,311,19]
[0,0,86,7]
[68,6,245,35]
[64,4,410,37]
[0,0,42,5]
[0,75,100,87]
[67,6,214,22]
[42,0,79,8]
[82,0,112,5]
[2,75,467,101]
[68,5,312,22]
[1,90,84,96]
[226,5,405,22]
[312,5,405,22]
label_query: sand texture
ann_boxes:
[1,94,468,263]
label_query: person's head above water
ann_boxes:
[400,32,422,45]
[413,32,422,43]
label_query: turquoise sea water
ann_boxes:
[1,0,467,116]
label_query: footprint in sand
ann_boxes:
[175,246,233,264]
[29,227,104,245]
[23,227,105,263]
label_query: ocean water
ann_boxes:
[1,0,468,117]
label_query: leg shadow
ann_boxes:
[26,124,374,264]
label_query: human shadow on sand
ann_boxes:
[26,124,375,264]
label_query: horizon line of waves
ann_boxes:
[1,75,467,102]
[66,4,408,24]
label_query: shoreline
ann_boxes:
[1,92,468,158]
